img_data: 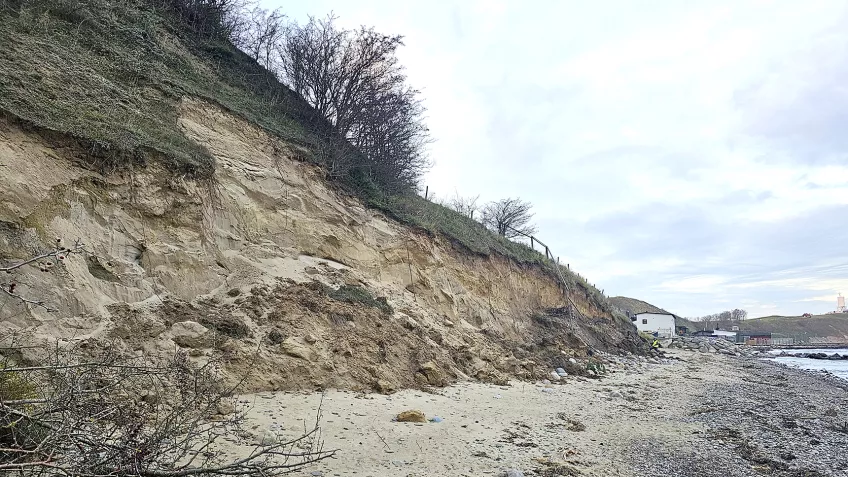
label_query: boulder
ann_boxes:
[216,399,236,416]
[396,410,427,423]
[375,379,396,394]
[170,321,211,348]
[281,337,318,361]
[418,361,447,386]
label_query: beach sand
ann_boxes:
[229,350,848,476]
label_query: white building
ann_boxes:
[712,330,737,340]
[633,312,676,338]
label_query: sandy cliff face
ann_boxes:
[0,99,642,392]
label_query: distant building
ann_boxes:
[738,332,772,345]
[712,330,737,341]
[632,312,676,338]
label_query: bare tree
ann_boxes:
[691,309,748,330]
[731,308,748,321]
[481,198,537,239]
[154,0,251,40]
[446,193,480,219]
[277,15,430,191]
[235,6,286,70]
[278,15,404,137]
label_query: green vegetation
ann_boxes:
[0,0,614,314]
[609,296,669,315]
[0,0,318,177]
[585,359,607,376]
[736,314,848,340]
[326,285,393,315]
[0,367,37,401]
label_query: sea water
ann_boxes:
[767,348,848,381]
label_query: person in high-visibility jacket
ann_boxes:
[651,339,661,350]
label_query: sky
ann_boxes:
[262,0,848,318]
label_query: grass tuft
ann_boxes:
[326,285,393,315]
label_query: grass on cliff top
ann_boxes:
[0,0,614,314]
[0,0,318,177]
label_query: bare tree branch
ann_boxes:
[0,338,335,476]
[481,198,537,239]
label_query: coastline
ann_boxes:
[232,351,848,476]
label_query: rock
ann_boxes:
[418,361,447,386]
[556,367,567,374]
[568,358,577,364]
[257,430,277,446]
[699,345,708,353]
[396,410,427,423]
[170,321,211,348]
[443,319,455,327]
[265,329,285,345]
[281,337,317,361]
[550,371,562,381]
[304,334,318,344]
[609,391,623,399]
[375,379,395,394]
[216,399,236,416]
[503,470,525,477]
[139,389,158,405]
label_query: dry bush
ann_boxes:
[0,336,334,475]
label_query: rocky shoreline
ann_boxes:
[629,351,848,477]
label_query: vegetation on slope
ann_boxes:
[0,0,613,315]
[609,296,670,315]
[737,314,848,339]
[0,0,324,178]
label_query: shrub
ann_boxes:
[326,285,393,315]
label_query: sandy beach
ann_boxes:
[229,350,848,477]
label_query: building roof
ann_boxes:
[635,311,676,318]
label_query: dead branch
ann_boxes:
[0,337,335,476]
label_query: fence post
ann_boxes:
[424,186,429,200]
[530,237,534,249]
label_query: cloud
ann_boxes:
[270,0,848,317]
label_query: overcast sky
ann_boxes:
[265,0,848,318]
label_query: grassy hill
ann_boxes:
[736,314,848,340]
[609,296,669,315]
